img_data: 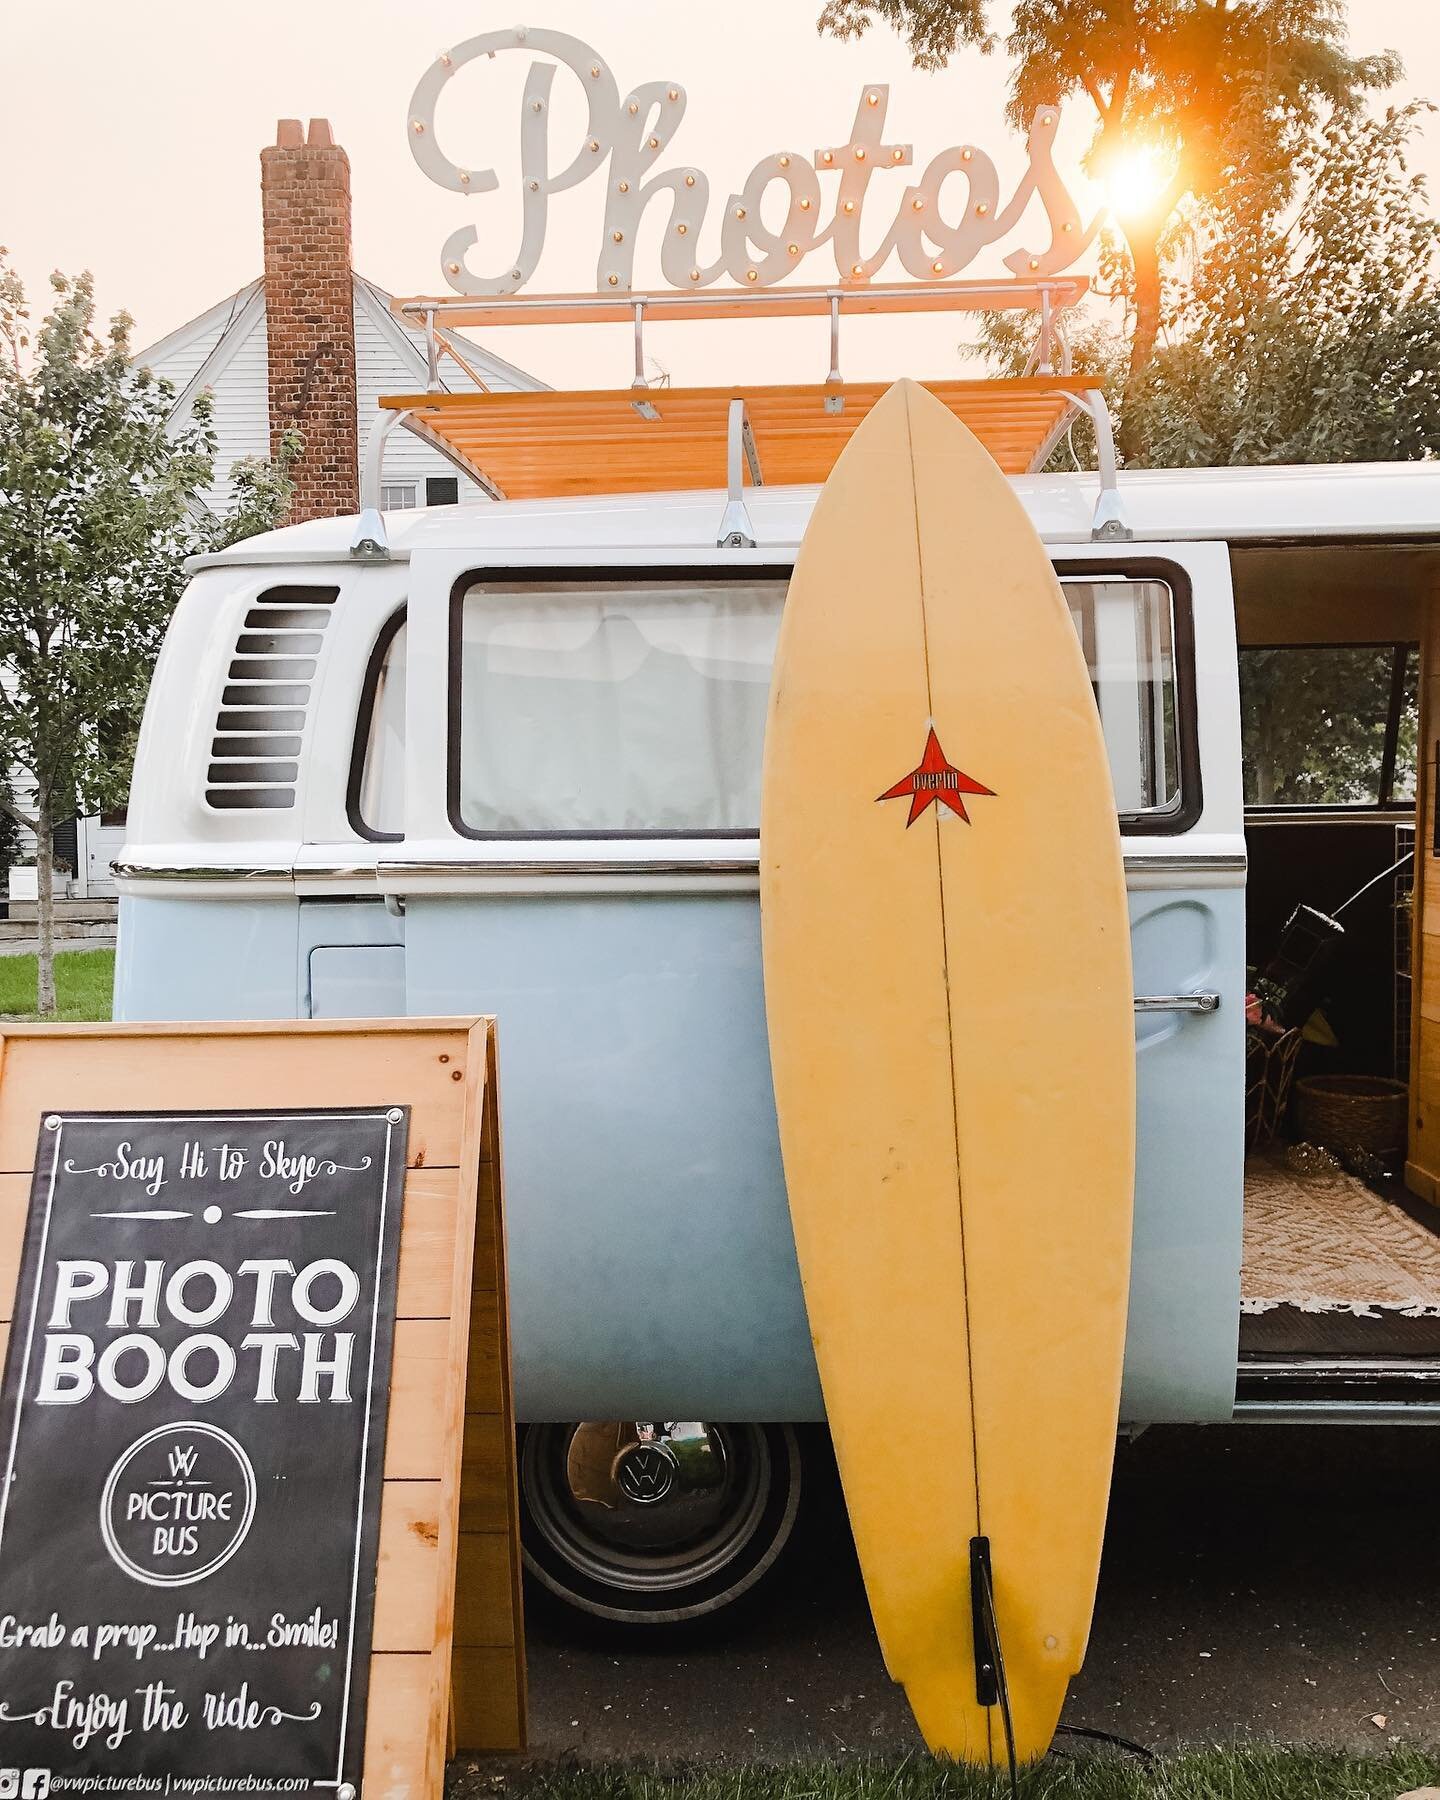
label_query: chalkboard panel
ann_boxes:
[0,1105,409,1798]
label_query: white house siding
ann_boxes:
[135,284,270,516]
[137,275,545,520]
[352,281,542,507]
[351,293,482,503]
[135,289,250,401]
[196,309,271,515]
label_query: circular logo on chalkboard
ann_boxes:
[100,1422,257,1588]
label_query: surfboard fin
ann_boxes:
[970,1536,1019,1789]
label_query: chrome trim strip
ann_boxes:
[1233,1354,1440,1422]
[1237,1355,1440,1382]
[1232,1399,1440,1424]
[115,849,1250,885]
[1134,993,1220,1015]
[1246,809,1416,828]
[296,865,380,884]
[111,862,292,883]
[1123,852,1247,876]
[378,856,761,879]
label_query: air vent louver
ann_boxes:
[206,586,338,812]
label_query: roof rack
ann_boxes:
[353,278,1130,558]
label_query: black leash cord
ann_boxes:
[1054,1722,1156,1762]
[972,1549,1020,1799]
[971,1538,1154,1781]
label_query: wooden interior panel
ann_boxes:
[1233,545,1437,646]
[1408,592,1440,1201]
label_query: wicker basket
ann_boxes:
[1293,1073,1408,1156]
[1245,1027,1303,1150]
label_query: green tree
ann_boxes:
[214,433,302,550]
[974,101,1440,464]
[1240,646,1414,807]
[0,257,295,1015]
[986,105,1437,806]
[817,0,1397,446]
[1122,103,1440,467]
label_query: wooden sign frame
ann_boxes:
[0,1017,525,1797]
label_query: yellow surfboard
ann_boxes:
[760,379,1134,1765]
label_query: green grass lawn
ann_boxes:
[450,1750,1440,1800]
[0,947,115,1022]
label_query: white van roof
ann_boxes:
[197,460,1440,567]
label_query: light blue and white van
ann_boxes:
[115,462,1440,1627]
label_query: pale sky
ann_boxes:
[4,1,1437,390]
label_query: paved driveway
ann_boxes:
[518,1425,1440,1761]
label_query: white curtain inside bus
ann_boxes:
[432,573,1181,835]
[456,579,786,833]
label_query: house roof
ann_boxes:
[353,277,545,395]
[132,280,265,385]
[133,273,548,405]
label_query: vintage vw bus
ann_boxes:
[113,379,1440,1630]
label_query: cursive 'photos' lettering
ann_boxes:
[407,28,1101,296]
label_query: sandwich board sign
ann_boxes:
[0,1019,524,1799]
[0,1106,407,1790]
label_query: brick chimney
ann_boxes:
[260,118,360,521]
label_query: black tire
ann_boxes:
[517,1420,805,1633]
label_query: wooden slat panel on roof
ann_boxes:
[379,378,1089,501]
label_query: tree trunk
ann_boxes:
[1117,227,1164,464]
[1252,694,1278,806]
[34,787,56,1017]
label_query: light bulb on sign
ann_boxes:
[404,29,1101,298]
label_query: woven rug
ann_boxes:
[1242,1156,1440,1317]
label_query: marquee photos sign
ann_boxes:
[407,27,1102,298]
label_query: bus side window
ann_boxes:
[1062,575,1189,827]
[1239,642,1418,808]
[451,575,787,837]
[349,611,407,842]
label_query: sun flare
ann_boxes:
[1103,143,1176,221]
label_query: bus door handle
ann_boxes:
[1133,993,1221,1015]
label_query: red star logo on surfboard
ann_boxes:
[877,726,995,827]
